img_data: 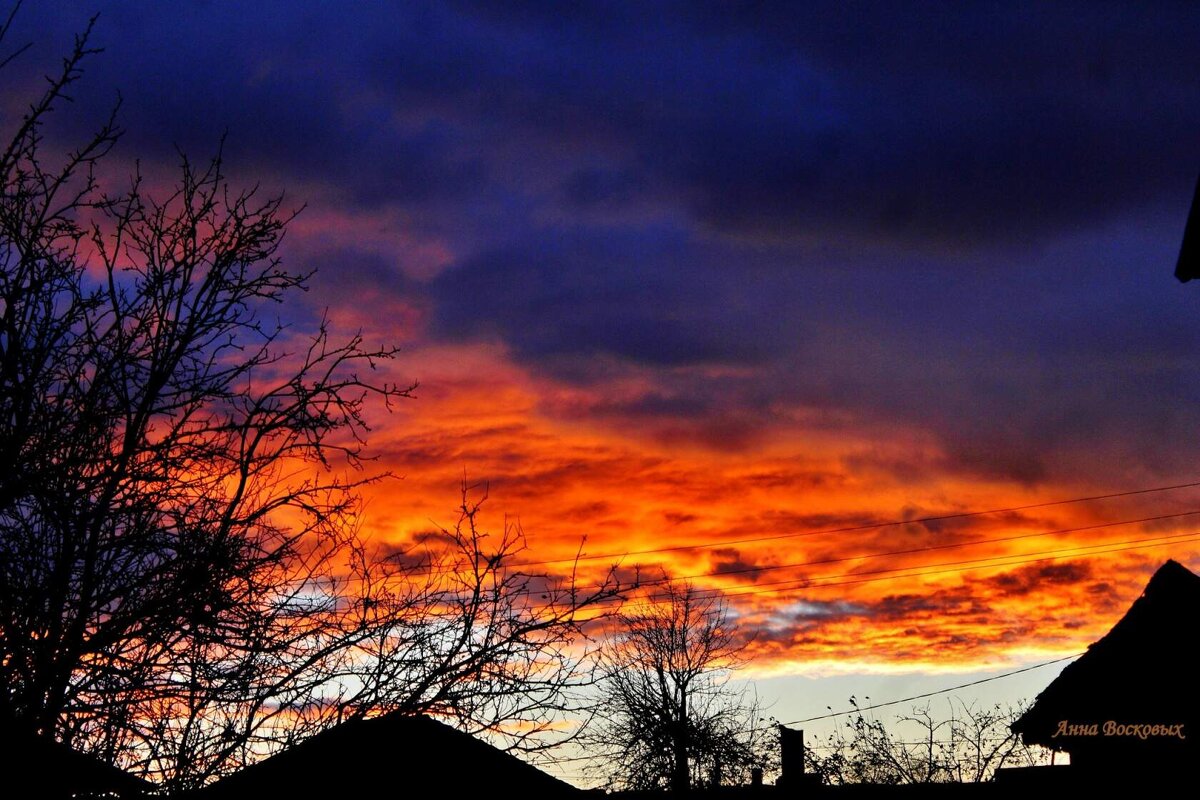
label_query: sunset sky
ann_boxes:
[11,0,1200,779]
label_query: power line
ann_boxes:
[293,507,1200,588]
[779,653,1082,726]
[534,655,1084,768]
[712,530,1200,600]
[343,478,1200,580]
[281,519,1200,609]
[658,510,1200,587]
[583,530,1200,611]
[536,678,1065,768]
[549,515,1200,603]
[492,478,1200,570]
[800,733,1028,753]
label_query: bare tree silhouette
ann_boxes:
[582,579,772,792]
[0,11,623,791]
[805,699,1050,785]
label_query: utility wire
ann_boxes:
[656,531,1199,602]
[282,516,1200,606]
[533,655,1083,767]
[651,510,1200,587]
[576,531,1200,613]
[283,482,1200,587]
[553,529,1200,606]
[491,479,1200,570]
[533,659,1078,768]
[360,478,1200,579]
[779,653,1082,726]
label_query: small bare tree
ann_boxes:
[0,11,624,791]
[805,698,1050,785]
[582,579,771,792]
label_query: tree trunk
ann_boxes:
[671,695,690,792]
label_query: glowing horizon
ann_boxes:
[344,338,1200,677]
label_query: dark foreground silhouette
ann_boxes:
[196,712,579,798]
[1010,559,1199,784]
[1176,174,1200,281]
[7,560,1195,797]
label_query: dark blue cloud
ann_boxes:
[7,1,1200,487]
[427,227,797,367]
[14,1,1199,243]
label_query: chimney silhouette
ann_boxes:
[778,725,806,787]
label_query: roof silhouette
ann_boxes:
[0,727,151,798]
[200,712,580,797]
[1176,173,1200,282]
[1012,559,1200,754]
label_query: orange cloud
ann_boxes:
[340,340,1200,676]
